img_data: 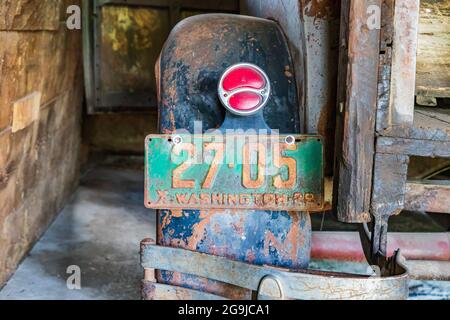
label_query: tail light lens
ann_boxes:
[218,63,270,116]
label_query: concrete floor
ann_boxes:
[0,157,154,299]
[0,156,448,300]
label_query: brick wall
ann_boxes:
[0,0,83,286]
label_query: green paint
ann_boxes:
[145,135,324,211]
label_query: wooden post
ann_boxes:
[389,0,420,126]
[333,0,382,223]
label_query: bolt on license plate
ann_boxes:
[145,134,324,211]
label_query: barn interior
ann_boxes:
[0,0,449,299]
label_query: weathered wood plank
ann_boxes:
[333,0,381,223]
[377,136,450,157]
[0,26,82,131]
[415,0,450,98]
[371,153,409,217]
[370,153,409,257]
[389,0,420,125]
[405,181,450,213]
[415,107,450,130]
[0,3,83,285]
[381,126,450,142]
[0,129,15,218]
[302,0,340,176]
[0,0,61,31]
[380,108,450,141]
[0,88,82,286]
[376,0,394,132]
[11,92,41,133]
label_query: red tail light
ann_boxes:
[218,63,270,116]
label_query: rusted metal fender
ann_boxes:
[142,281,228,300]
[157,13,300,134]
[141,243,409,300]
[155,13,310,299]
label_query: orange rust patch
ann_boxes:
[169,109,176,131]
[245,250,257,264]
[263,212,310,266]
[184,209,216,250]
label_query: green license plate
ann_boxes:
[145,134,324,211]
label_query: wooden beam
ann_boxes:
[376,0,394,132]
[389,0,420,125]
[333,0,381,223]
[371,153,409,217]
[405,181,450,213]
[377,136,450,157]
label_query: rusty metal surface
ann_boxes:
[142,280,228,300]
[240,0,307,131]
[145,134,324,211]
[141,243,409,300]
[157,14,300,134]
[155,13,311,299]
[156,208,312,299]
[241,0,340,176]
[311,232,450,262]
[302,0,340,176]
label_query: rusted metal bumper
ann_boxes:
[140,239,409,300]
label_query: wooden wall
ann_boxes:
[416,0,450,101]
[0,0,83,286]
[82,112,158,154]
